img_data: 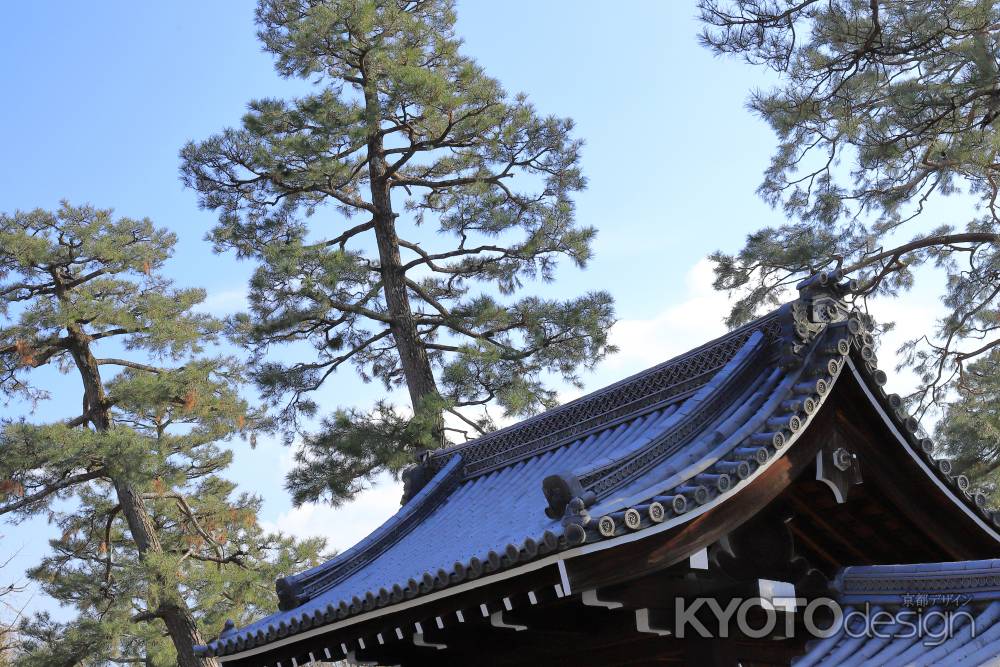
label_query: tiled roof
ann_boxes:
[796,560,1000,666]
[199,272,999,659]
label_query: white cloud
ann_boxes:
[261,474,404,554]
[197,287,249,315]
[601,257,944,401]
[606,258,733,376]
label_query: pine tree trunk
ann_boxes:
[363,86,443,442]
[113,478,216,667]
[66,325,219,667]
[370,182,440,407]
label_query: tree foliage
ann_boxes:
[936,348,1000,502]
[0,203,325,666]
[181,0,616,505]
[698,1,1000,421]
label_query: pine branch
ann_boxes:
[95,359,169,374]
[141,492,224,560]
[845,232,1000,276]
[314,220,376,250]
[0,469,107,516]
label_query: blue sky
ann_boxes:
[0,1,945,624]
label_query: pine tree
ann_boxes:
[180,0,616,505]
[936,349,1000,502]
[0,204,325,666]
[697,2,1000,452]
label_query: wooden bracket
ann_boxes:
[634,608,672,636]
[816,445,862,504]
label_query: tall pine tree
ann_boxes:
[181,0,616,505]
[0,204,325,666]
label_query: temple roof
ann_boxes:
[796,559,1000,666]
[199,272,1000,660]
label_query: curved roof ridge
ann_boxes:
[587,320,851,536]
[422,310,785,481]
[572,330,769,498]
[593,362,794,517]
